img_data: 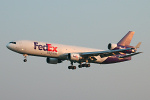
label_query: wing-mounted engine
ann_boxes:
[46,58,62,64]
[108,43,118,50]
[68,53,82,62]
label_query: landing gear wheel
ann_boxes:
[68,66,71,69]
[24,59,27,62]
[68,61,76,70]
[86,64,90,67]
[78,65,82,68]
[72,66,76,70]
[81,64,90,67]
[82,64,86,67]
[68,66,76,70]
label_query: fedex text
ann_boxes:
[34,42,58,52]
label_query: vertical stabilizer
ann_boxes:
[117,31,135,46]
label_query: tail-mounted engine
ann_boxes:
[108,43,118,50]
[46,58,62,64]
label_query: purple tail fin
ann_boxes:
[117,31,135,46]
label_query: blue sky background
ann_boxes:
[0,0,150,100]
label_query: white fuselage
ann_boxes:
[7,40,107,64]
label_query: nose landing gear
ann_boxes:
[24,59,27,62]
[23,54,28,62]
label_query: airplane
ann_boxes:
[6,31,142,70]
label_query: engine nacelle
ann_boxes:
[68,53,81,61]
[46,58,62,64]
[108,43,118,50]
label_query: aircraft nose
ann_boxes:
[6,43,10,49]
[6,42,14,50]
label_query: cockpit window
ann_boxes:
[9,42,16,44]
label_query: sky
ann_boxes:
[0,0,150,100]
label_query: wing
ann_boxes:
[80,48,133,58]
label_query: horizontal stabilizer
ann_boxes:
[135,42,142,49]
[119,52,142,58]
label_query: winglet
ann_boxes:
[117,31,135,46]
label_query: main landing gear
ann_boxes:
[78,64,90,68]
[68,66,76,70]
[78,60,91,68]
[68,62,91,70]
[23,54,28,62]
[68,62,76,70]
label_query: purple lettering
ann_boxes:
[34,42,38,49]
[38,45,43,50]
[43,45,48,51]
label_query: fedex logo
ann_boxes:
[34,42,58,52]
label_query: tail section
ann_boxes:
[108,31,142,54]
[117,31,135,46]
